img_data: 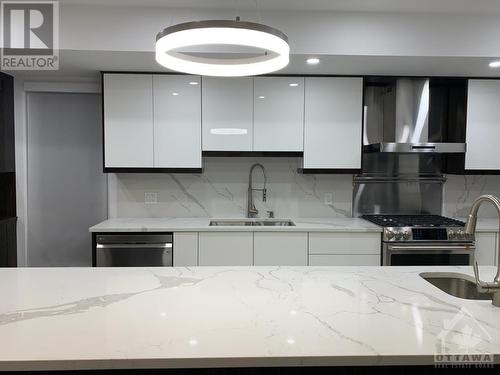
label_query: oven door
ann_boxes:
[383,243,475,266]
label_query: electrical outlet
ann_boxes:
[324,193,333,205]
[144,192,158,204]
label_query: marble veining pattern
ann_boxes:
[444,175,500,219]
[0,266,499,370]
[107,157,354,219]
[89,217,383,232]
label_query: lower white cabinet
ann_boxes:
[175,230,383,267]
[308,232,381,266]
[173,232,198,267]
[309,254,380,266]
[198,232,253,266]
[309,232,380,255]
[254,232,308,266]
[475,232,498,266]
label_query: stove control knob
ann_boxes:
[403,231,411,240]
[386,230,395,241]
[395,231,404,241]
[456,229,464,239]
[448,230,455,239]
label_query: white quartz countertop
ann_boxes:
[1,266,499,370]
[89,217,382,233]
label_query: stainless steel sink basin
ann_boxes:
[420,272,493,300]
[209,219,295,227]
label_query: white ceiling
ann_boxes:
[58,0,500,15]
[12,51,500,81]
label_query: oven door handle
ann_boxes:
[388,245,474,251]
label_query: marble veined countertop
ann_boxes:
[1,266,499,370]
[89,217,382,233]
[89,217,500,233]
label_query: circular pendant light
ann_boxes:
[155,19,289,77]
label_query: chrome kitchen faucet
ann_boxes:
[465,194,500,307]
[247,163,267,218]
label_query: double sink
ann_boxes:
[209,219,295,227]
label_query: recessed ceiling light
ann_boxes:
[155,19,290,77]
[258,95,265,99]
[172,92,179,96]
[289,83,299,87]
[306,57,320,65]
[189,81,199,85]
[489,60,500,68]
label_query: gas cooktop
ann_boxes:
[361,214,465,228]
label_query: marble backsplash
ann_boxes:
[107,157,500,219]
[107,157,354,219]
[443,174,500,219]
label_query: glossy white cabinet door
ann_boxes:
[253,77,305,151]
[202,77,253,151]
[153,75,202,168]
[254,232,308,266]
[309,254,380,266]
[475,232,497,266]
[466,80,500,171]
[198,232,253,266]
[308,232,381,255]
[304,77,363,169]
[173,232,199,266]
[103,74,153,167]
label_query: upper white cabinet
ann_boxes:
[303,77,363,170]
[202,77,253,151]
[254,77,305,151]
[153,75,202,168]
[103,73,364,169]
[103,73,202,171]
[466,79,500,171]
[103,74,154,168]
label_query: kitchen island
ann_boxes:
[0,266,499,371]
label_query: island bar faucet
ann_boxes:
[247,163,267,218]
[465,194,500,307]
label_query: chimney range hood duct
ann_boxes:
[363,78,466,153]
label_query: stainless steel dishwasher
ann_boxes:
[95,234,173,267]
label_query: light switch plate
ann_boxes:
[144,192,158,204]
[324,193,333,205]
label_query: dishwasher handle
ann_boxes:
[96,243,172,249]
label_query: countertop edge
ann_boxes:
[0,354,472,371]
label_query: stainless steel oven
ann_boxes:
[362,215,475,266]
[383,242,475,266]
[95,234,173,267]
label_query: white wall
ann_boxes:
[108,157,354,218]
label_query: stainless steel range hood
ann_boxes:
[363,78,466,154]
